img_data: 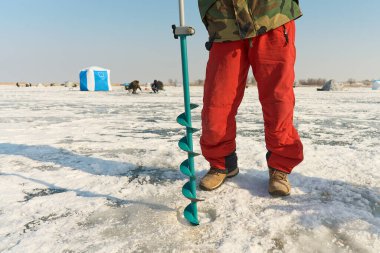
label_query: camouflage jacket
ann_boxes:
[198,0,302,42]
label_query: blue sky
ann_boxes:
[0,0,379,83]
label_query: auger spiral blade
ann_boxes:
[177,105,199,129]
[184,203,199,225]
[182,181,196,199]
[176,115,200,133]
[182,182,204,202]
[190,103,199,110]
[180,160,193,177]
[178,137,200,156]
[176,113,189,127]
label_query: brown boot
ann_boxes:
[268,168,291,196]
[200,167,239,191]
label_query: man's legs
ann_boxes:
[250,21,303,176]
[199,40,250,190]
[200,40,250,170]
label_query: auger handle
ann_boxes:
[179,0,185,26]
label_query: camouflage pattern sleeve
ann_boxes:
[198,0,302,42]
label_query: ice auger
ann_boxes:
[172,0,201,225]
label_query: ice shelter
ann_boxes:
[372,80,380,90]
[317,79,344,91]
[79,66,112,91]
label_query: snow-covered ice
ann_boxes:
[0,86,379,252]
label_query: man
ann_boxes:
[126,80,142,94]
[151,80,159,93]
[151,80,164,93]
[198,0,304,196]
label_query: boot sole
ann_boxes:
[268,190,290,197]
[227,167,239,178]
[200,168,239,191]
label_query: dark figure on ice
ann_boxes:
[125,80,142,94]
[151,80,164,93]
[198,0,304,196]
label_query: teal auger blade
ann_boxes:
[176,113,189,127]
[184,204,199,225]
[182,182,204,202]
[178,137,200,155]
[182,181,195,199]
[178,136,191,152]
[178,138,200,156]
[177,111,199,128]
[189,151,201,157]
[188,127,200,134]
[190,103,199,110]
[180,160,194,177]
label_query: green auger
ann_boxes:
[172,0,202,225]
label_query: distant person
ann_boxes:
[151,80,164,93]
[198,0,304,196]
[126,80,142,94]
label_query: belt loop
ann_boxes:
[249,37,253,48]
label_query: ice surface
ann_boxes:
[0,86,379,252]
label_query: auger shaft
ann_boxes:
[180,32,198,224]
[174,0,199,225]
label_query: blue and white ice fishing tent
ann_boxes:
[79,66,112,91]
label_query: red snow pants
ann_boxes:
[200,21,303,174]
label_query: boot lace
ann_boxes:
[271,169,288,181]
[209,168,227,175]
